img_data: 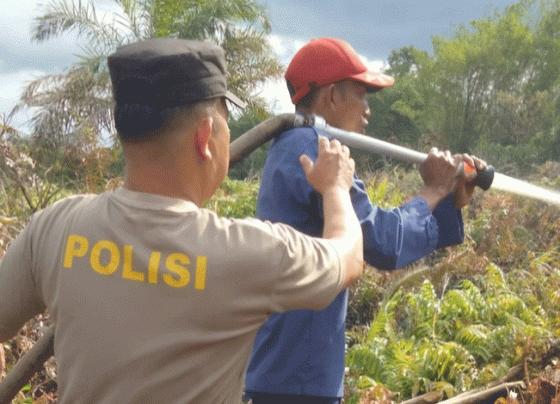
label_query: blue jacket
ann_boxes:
[245,126,464,398]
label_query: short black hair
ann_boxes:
[294,82,319,111]
[294,80,350,111]
[114,103,197,142]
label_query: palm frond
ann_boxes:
[0,115,21,140]
[32,0,133,49]
[113,0,153,40]
[18,67,114,150]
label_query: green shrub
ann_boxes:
[205,176,260,218]
[346,181,560,402]
[346,263,554,399]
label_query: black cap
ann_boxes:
[108,38,246,109]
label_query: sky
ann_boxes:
[0,0,517,130]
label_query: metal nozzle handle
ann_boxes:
[473,165,494,191]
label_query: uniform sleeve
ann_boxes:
[0,223,46,341]
[264,222,345,313]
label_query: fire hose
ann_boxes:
[0,113,494,404]
[230,113,494,189]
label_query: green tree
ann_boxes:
[227,110,273,179]
[358,47,433,172]
[387,45,419,78]
[17,0,282,155]
[365,83,423,145]
[368,46,432,146]
[532,0,560,161]
[364,1,560,173]
[429,5,539,152]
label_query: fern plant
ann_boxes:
[346,262,554,400]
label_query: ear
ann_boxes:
[194,116,214,161]
[320,83,338,111]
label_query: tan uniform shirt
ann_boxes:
[0,188,344,404]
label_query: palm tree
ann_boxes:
[17,0,282,151]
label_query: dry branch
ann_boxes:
[488,363,524,387]
[400,372,524,404]
[0,343,4,377]
[400,390,443,404]
[437,381,525,404]
[0,326,54,404]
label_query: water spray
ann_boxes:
[489,173,560,206]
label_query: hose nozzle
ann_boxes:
[472,165,495,191]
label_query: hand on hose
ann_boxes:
[453,154,488,209]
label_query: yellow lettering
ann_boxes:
[122,245,144,282]
[148,252,161,284]
[195,256,207,290]
[63,235,89,268]
[91,240,120,275]
[164,253,190,288]
[63,235,206,291]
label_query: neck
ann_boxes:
[123,168,203,207]
[122,142,206,207]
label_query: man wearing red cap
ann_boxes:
[244,37,486,404]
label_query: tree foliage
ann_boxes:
[16,0,282,160]
[364,0,560,174]
[430,6,541,152]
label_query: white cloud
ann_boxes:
[0,0,79,129]
[260,77,293,114]
[268,34,306,65]
[258,35,302,113]
[362,57,390,74]
[0,68,45,129]
[0,69,44,100]
[2,1,79,58]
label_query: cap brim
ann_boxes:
[353,70,395,92]
[225,91,247,109]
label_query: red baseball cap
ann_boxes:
[285,37,395,104]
